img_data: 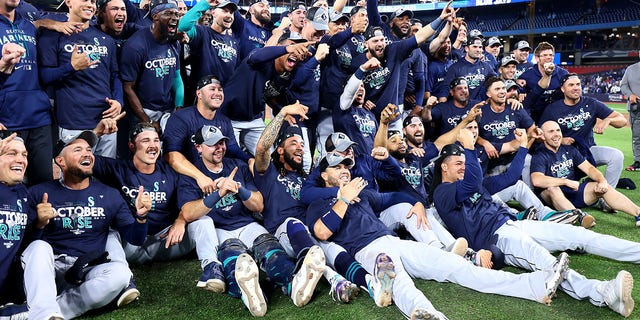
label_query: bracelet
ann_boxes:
[203,190,221,209]
[338,197,351,205]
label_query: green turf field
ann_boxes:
[82,106,640,320]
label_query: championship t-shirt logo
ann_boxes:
[277,175,302,200]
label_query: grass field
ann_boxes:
[82,106,640,320]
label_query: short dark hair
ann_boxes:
[484,76,503,91]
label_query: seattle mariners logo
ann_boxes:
[63,37,108,69]
[483,115,516,140]
[557,108,591,131]
[551,153,573,178]
[277,175,302,200]
[144,49,177,78]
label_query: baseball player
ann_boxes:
[308,152,569,319]
[432,133,638,317]
[22,131,151,319]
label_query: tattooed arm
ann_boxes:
[254,101,309,175]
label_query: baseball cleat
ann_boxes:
[291,245,326,307]
[235,253,267,317]
[597,270,634,317]
[446,238,468,257]
[329,276,360,303]
[117,277,140,308]
[542,252,569,305]
[367,253,395,307]
[410,307,443,320]
[197,261,225,293]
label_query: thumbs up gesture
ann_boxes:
[36,193,57,229]
[135,186,152,221]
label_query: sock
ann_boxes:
[333,252,367,288]
[286,219,315,256]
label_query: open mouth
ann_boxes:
[146,148,158,158]
[338,173,350,183]
[114,17,125,28]
[10,165,24,174]
[80,158,92,167]
[167,21,178,34]
[286,55,298,68]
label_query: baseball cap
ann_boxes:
[486,36,502,47]
[148,0,178,17]
[364,26,384,41]
[277,30,307,44]
[349,6,365,16]
[129,122,158,143]
[249,0,268,6]
[438,143,464,160]
[402,114,422,128]
[318,152,354,172]
[215,0,238,11]
[387,130,402,139]
[389,8,413,21]
[196,75,222,90]
[449,77,468,89]
[500,56,517,67]
[504,80,519,91]
[514,40,531,51]
[0,130,24,143]
[560,73,579,85]
[54,131,98,157]
[306,7,329,31]
[329,11,349,23]
[192,125,228,146]
[290,2,306,12]
[325,132,357,153]
[275,124,303,147]
[466,36,483,47]
[468,29,483,39]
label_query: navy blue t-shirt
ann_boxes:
[427,56,453,99]
[28,179,142,257]
[519,64,569,120]
[38,26,119,129]
[231,11,273,61]
[378,154,428,204]
[120,28,180,112]
[478,104,534,145]
[333,106,377,156]
[178,158,256,231]
[254,162,306,234]
[430,99,482,135]
[0,183,34,290]
[93,156,180,235]
[514,61,534,80]
[444,57,497,101]
[530,144,586,188]
[189,25,238,85]
[163,106,248,162]
[539,96,614,148]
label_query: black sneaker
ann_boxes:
[626,161,640,171]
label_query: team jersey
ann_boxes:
[28,179,146,257]
[514,61,534,80]
[444,57,497,101]
[378,153,428,204]
[306,190,412,257]
[120,28,180,113]
[519,64,569,121]
[0,183,34,290]
[430,99,482,135]
[178,158,256,231]
[433,149,511,250]
[478,104,534,145]
[333,106,377,157]
[38,25,119,129]
[539,96,614,147]
[253,162,306,234]
[530,144,586,189]
[0,12,51,130]
[162,106,248,162]
[231,11,273,61]
[93,156,180,235]
[427,55,453,99]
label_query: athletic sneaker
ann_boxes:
[329,276,360,303]
[116,276,140,308]
[235,253,267,317]
[445,238,468,257]
[516,206,538,221]
[626,161,640,171]
[366,253,395,307]
[541,210,580,225]
[594,198,617,214]
[197,261,225,293]
[410,307,440,320]
[577,210,596,229]
[290,245,326,307]
[542,252,569,305]
[0,303,28,320]
[596,270,634,317]
[636,215,640,228]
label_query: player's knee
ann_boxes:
[218,238,250,261]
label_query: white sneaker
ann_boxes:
[541,252,569,305]
[410,307,447,320]
[597,270,634,317]
[446,238,468,257]
[366,253,395,307]
[116,277,140,308]
[329,275,360,303]
[290,245,326,307]
[235,253,267,317]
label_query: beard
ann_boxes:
[67,166,93,180]
[390,149,406,161]
[391,24,409,39]
[283,151,304,173]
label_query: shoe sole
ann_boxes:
[197,278,226,293]
[411,308,436,320]
[374,253,395,308]
[117,288,140,308]
[236,253,267,317]
[449,238,468,257]
[580,214,596,229]
[291,246,326,307]
[544,252,569,305]
[332,281,360,303]
[614,270,634,318]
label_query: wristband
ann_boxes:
[320,209,343,233]
[203,190,221,209]
[237,186,252,202]
[338,197,351,205]
[429,17,443,31]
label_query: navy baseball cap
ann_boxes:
[468,29,483,38]
[329,11,349,23]
[364,26,384,40]
[438,143,464,160]
[290,2,306,12]
[54,131,98,157]
[466,36,484,47]
[403,114,421,128]
[275,124,303,147]
[325,132,357,153]
[349,6,365,16]
[215,0,238,11]
[500,56,518,67]
[560,73,579,85]
[504,80,520,91]
[0,130,23,144]
[196,75,222,90]
[148,0,178,17]
[249,0,268,6]
[318,152,354,172]
[192,125,228,146]
[486,36,501,47]
[277,30,306,44]
[449,77,468,89]
[389,8,413,21]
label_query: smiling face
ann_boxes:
[197,82,224,111]
[486,80,506,105]
[541,121,563,151]
[176,0,186,17]
[386,133,407,160]
[99,0,126,35]
[67,0,96,22]
[249,1,270,25]
[366,35,386,60]
[321,163,351,188]
[278,135,304,171]
[403,120,424,147]
[155,7,180,39]
[288,8,306,30]
[390,14,410,38]
[465,42,484,60]
[212,6,234,31]
[513,48,530,63]
[0,139,27,186]
[275,40,302,73]
[197,139,227,166]
[354,83,365,105]
[441,154,466,182]
[536,48,554,66]
[561,76,582,103]
[450,82,469,105]
[464,120,479,143]
[500,63,516,80]
[56,139,95,179]
[131,130,160,166]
